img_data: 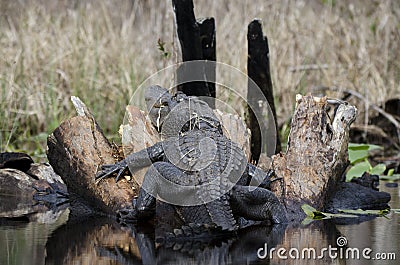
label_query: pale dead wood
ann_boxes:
[213,109,251,161]
[271,94,357,219]
[330,86,400,145]
[119,105,160,185]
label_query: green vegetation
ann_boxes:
[301,204,357,220]
[346,143,400,181]
[157,39,171,59]
[379,168,400,181]
[339,208,390,216]
[301,203,390,224]
[346,143,386,181]
[1,0,399,161]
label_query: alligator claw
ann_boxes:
[95,160,128,183]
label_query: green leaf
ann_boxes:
[348,144,383,164]
[370,164,386,175]
[379,174,400,181]
[388,168,395,176]
[339,208,390,216]
[301,204,326,219]
[301,204,318,217]
[301,204,357,220]
[346,160,371,181]
[348,149,369,164]
[348,143,383,151]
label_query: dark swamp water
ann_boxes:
[0,182,398,265]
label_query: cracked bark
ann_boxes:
[47,99,135,214]
[270,94,358,221]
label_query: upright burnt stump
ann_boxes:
[172,0,216,108]
[172,0,203,62]
[247,19,281,161]
[198,17,216,103]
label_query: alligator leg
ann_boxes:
[247,164,276,189]
[96,142,165,182]
[230,185,287,224]
[118,161,194,222]
[139,161,221,209]
[237,163,280,190]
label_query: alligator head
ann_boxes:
[145,85,176,131]
[144,85,222,139]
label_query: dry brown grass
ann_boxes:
[0,0,399,157]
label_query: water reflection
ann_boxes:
[0,208,69,265]
[0,183,398,265]
[336,183,400,265]
[45,217,286,265]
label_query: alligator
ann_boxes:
[96,85,287,238]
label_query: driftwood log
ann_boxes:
[0,157,68,223]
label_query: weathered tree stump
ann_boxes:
[47,97,135,214]
[172,0,203,62]
[119,105,160,186]
[271,94,358,220]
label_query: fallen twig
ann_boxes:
[330,86,400,147]
[351,124,400,150]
